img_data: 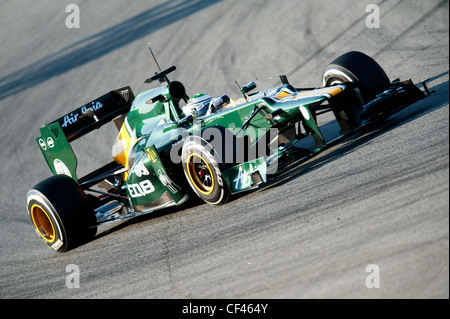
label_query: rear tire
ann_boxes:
[322,51,390,102]
[26,175,97,252]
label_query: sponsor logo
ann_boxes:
[127,180,155,198]
[61,113,79,128]
[61,101,103,128]
[133,161,149,178]
[120,89,130,102]
[39,138,47,150]
[47,137,55,148]
[233,165,252,190]
[53,159,72,177]
[156,169,180,194]
[146,149,158,163]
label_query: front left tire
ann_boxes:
[181,136,230,205]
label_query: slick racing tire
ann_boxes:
[322,51,390,103]
[26,175,97,252]
[181,128,232,205]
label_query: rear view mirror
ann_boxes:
[240,82,257,95]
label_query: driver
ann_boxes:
[182,93,231,117]
[182,93,212,117]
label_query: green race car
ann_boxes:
[26,51,431,252]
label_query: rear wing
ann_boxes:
[47,87,134,142]
[36,86,135,181]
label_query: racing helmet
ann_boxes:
[182,93,212,117]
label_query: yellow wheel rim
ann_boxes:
[30,204,55,242]
[186,154,214,195]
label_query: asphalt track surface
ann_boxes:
[0,0,448,300]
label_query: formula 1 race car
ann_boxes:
[27,51,431,252]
